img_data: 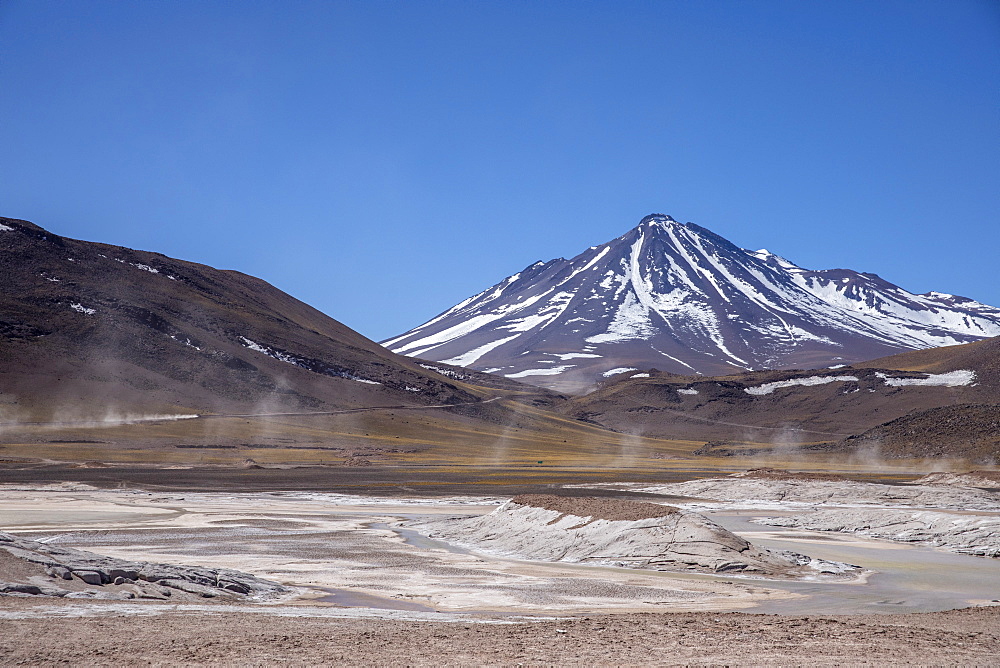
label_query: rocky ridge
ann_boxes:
[834,404,1000,462]
[0,215,547,417]
[0,532,288,601]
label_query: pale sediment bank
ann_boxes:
[0,485,793,615]
[576,471,1000,512]
[755,509,1000,557]
[414,494,862,579]
[569,470,1000,558]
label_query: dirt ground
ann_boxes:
[0,603,997,665]
[510,494,680,520]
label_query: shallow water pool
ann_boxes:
[710,511,1000,614]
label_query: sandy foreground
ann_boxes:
[1,601,999,665]
[2,482,1000,664]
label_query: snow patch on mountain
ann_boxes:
[506,365,575,378]
[440,334,520,367]
[239,336,380,385]
[745,375,860,396]
[417,363,472,381]
[170,334,200,350]
[240,336,298,365]
[502,291,575,333]
[603,367,638,377]
[70,303,96,316]
[585,291,657,344]
[876,370,976,388]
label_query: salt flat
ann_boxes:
[3,477,999,617]
[2,475,1000,665]
[0,485,791,614]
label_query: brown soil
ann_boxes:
[512,494,679,520]
[0,464,725,495]
[0,604,997,665]
[732,468,852,482]
[0,548,47,583]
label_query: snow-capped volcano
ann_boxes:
[383,214,1000,392]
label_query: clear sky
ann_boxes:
[2,0,998,342]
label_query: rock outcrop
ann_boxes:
[0,532,288,600]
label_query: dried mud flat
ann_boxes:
[1,602,998,666]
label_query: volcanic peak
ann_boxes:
[638,213,678,226]
[384,212,1000,391]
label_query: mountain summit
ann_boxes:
[383,214,1000,392]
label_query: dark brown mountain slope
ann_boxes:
[810,340,1000,462]
[3,217,655,468]
[829,404,1000,463]
[0,216,498,418]
[852,337,1000,392]
[560,338,999,456]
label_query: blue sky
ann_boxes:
[2,0,998,341]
